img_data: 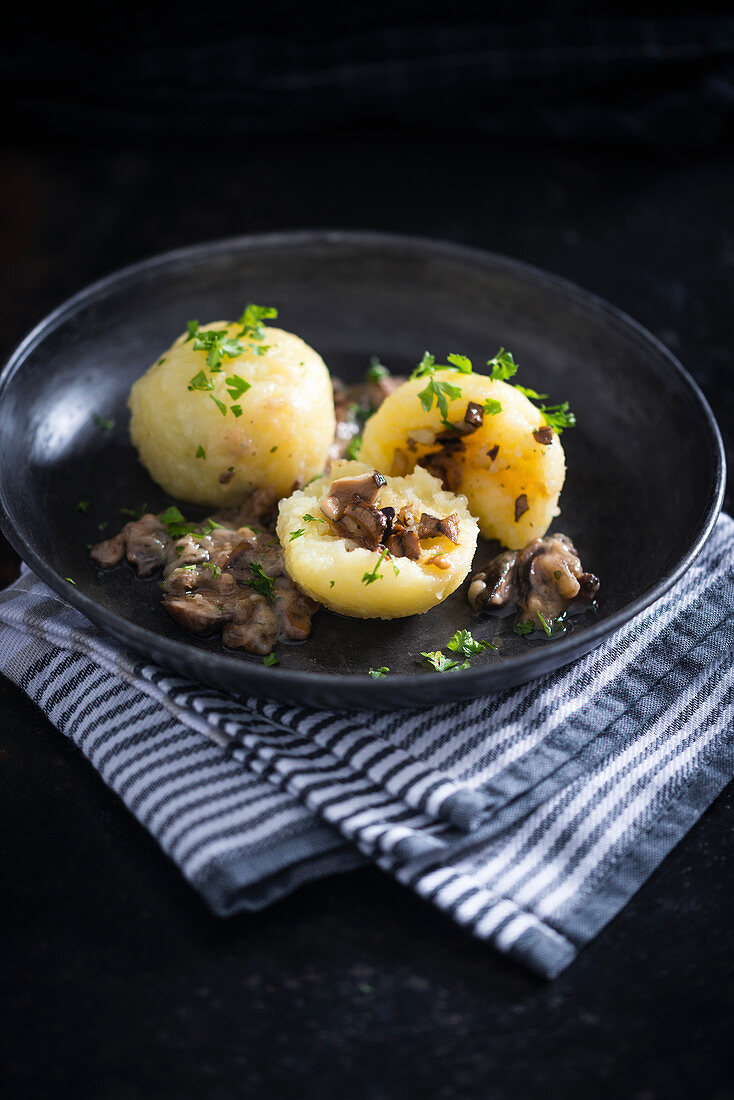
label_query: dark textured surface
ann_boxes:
[1,129,733,1097]
[0,232,723,706]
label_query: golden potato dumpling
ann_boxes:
[360,371,565,549]
[276,461,478,619]
[129,323,335,507]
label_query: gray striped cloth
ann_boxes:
[1,514,733,979]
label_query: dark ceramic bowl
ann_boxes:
[0,232,725,708]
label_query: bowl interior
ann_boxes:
[0,233,723,708]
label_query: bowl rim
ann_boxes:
[0,228,726,702]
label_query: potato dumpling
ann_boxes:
[129,322,335,507]
[360,371,565,549]
[276,461,478,619]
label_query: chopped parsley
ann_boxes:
[346,436,362,460]
[196,444,206,459]
[65,577,77,585]
[514,385,549,400]
[92,414,115,431]
[445,353,473,373]
[537,611,553,636]
[237,303,278,342]
[225,374,251,401]
[303,513,324,524]
[210,395,227,416]
[329,580,335,588]
[369,667,389,679]
[289,529,305,541]
[245,561,274,599]
[230,404,243,418]
[263,653,279,667]
[447,628,497,657]
[514,620,534,636]
[362,548,390,586]
[187,370,214,392]
[409,351,471,419]
[483,398,503,416]
[185,323,247,372]
[537,401,576,434]
[270,445,278,453]
[366,356,390,382]
[421,650,469,673]
[76,500,90,514]
[120,503,148,520]
[487,348,519,382]
[201,561,222,578]
[97,521,108,532]
[159,505,200,538]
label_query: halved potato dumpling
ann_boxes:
[129,323,335,507]
[276,461,478,619]
[360,371,565,549]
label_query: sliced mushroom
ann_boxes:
[274,578,320,641]
[386,526,421,560]
[332,497,388,551]
[124,515,170,576]
[417,450,463,493]
[417,512,460,544]
[90,532,126,569]
[321,470,386,521]
[533,427,554,445]
[163,592,232,635]
[468,551,519,613]
[221,593,279,654]
[514,494,529,522]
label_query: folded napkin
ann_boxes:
[2,515,733,979]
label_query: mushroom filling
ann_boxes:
[321,471,461,561]
[415,399,485,492]
[90,490,320,655]
[468,533,600,629]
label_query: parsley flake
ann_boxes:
[303,513,324,524]
[230,404,243,418]
[270,445,278,453]
[187,370,214,392]
[236,303,278,342]
[65,577,77,585]
[263,653,279,667]
[289,529,305,541]
[245,561,274,599]
[483,398,503,416]
[514,385,549,400]
[92,414,115,431]
[346,436,363,460]
[225,374,251,401]
[366,356,390,382]
[538,401,576,434]
[447,628,497,657]
[445,353,473,373]
[362,548,390,586]
[369,667,389,679]
[487,348,519,381]
[76,500,90,514]
[421,651,468,672]
[537,611,553,636]
[196,444,206,459]
[210,395,227,417]
[514,620,534,636]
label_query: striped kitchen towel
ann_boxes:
[1,513,732,979]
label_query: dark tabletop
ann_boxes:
[1,125,733,1098]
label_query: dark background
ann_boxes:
[2,5,733,1097]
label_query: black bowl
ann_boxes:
[0,231,725,708]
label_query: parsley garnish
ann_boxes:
[487,348,519,381]
[483,398,503,416]
[421,651,469,673]
[65,577,77,585]
[230,404,243,418]
[369,667,389,679]
[245,561,274,599]
[158,505,200,538]
[237,303,278,341]
[537,402,576,434]
[446,628,497,657]
[196,445,206,459]
[362,548,390,586]
[201,561,222,578]
[120,503,148,520]
[210,395,227,417]
[329,580,335,588]
[346,436,362,460]
[187,370,214,392]
[366,356,390,382]
[303,513,324,524]
[263,653,279,667]
[186,324,246,372]
[410,351,470,419]
[225,374,251,401]
[289,529,305,541]
[92,414,115,431]
[514,620,534,636]
[537,611,552,636]
[514,385,549,400]
[76,500,90,514]
[445,353,473,373]
[270,445,278,453]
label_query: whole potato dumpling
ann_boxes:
[128,322,335,507]
[360,370,565,549]
[277,461,478,619]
